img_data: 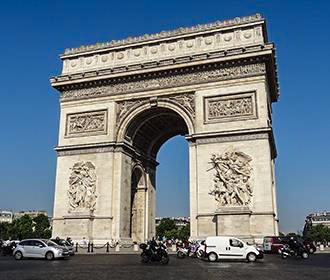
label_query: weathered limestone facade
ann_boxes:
[50,14,279,244]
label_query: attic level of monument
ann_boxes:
[62,14,266,56]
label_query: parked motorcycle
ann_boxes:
[281,244,309,259]
[140,240,169,264]
[177,242,201,259]
[1,241,17,256]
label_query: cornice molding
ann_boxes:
[56,58,277,102]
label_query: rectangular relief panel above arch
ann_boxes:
[204,91,257,124]
[65,109,108,138]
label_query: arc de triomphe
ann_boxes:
[50,14,279,244]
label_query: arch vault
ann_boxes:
[50,14,280,244]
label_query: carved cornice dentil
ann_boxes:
[62,14,264,56]
[60,59,266,102]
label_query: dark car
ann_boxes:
[263,236,289,253]
[50,239,75,256]
[264,236,316,255]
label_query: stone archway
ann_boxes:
[50,14,280,244]
[119,105,191,242]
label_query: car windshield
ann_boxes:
[46,240,58,247]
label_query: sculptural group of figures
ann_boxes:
[209,148,253,206]
[67,161,97,211]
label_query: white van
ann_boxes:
[204,236,263,262]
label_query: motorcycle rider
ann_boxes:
[149,237,159,255]
[288,237,305,255]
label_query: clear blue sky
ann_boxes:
[1,0,329,233]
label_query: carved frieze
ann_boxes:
[208,148,253,207]
[205,92,256,123]
[65,110,107,137]
[116,92,195,127]
[68,161,97,212]
[61,63,266,102]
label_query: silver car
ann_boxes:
[13,239,70,260]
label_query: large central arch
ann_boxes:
[116,103,193,242]
[50,14,280,244]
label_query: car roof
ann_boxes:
[21,239,44,241]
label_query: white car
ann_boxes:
[13,239,70,260]
[204,236,263,262]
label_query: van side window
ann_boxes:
[229,239,243,248]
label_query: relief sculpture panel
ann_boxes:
[205,92,256,123]
[68,161,97,212]
[209,148,253,207]
[66,110,107,137]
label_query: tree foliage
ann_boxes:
[33,214,52,239]
[156,218,177,238]
[156,219,190,241]
[304,224,330,242]
[0,214,51,240]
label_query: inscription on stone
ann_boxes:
[205,92,256,123]
[66,110,107,137]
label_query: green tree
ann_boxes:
[0,222,10,240]
[7,219,20,240]
[33,214,51,239]
[156,218,177,239]
[164,229,178,240]
[177,224,190,241]
[16,215,34,240]
[305,225,330,242]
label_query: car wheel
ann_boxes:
[208,252,218,262]
[14,251,23,260]
[45,251,54,261]
[302,252,309,259]
[247,252,257,262]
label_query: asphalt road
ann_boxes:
[0,253,329,280]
